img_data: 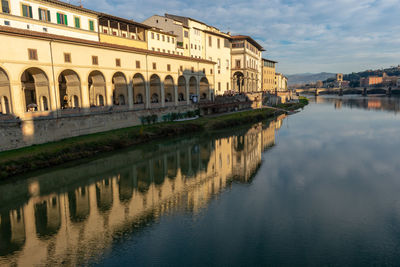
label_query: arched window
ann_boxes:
[136,93,143,104]
[151,93,159,103]
[178,93,185,101]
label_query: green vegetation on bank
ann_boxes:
[0,101,308,179]
[275,96,309,110]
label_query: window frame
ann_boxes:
[89,19,95,31]
[38,7,51,22]
[74,16,81,29]
[21,3,33,18]
[115,58,121,67]
[92,55,98,65]
[28,49,38,60]
[56,12,68,25]
[64,52,71,63]
[1,0,11,14]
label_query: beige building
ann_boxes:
[262,58,277,92]
[275,73,288,91]
[231,35,264,93]
[147,28,178,54]
[0,0,99,41]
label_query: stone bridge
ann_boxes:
[295,87,400,96]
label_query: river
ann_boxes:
[1,95,400,266]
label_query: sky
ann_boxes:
[77,0,400,75]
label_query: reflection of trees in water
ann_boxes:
[0,209,25,256]
[34,196,61,238]
[68,187,90,223]
[118,170,135,203]
[96,179,113,213]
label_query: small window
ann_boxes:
[89,20,95,31]
[56,13,68,25]
[103,28,108,34]
[64,53,71,63]
[191,67,194,73]
[92,56,98,65]
[163,49,165,53]
[180,66,183,71]
[22,4,33,18]
[122,33,126,37]
[172,38,175,44]
[152,47,155,51]
[167,64,171,71]
[153,62,156,70]
[162,35,165,41]
[136,60,140,68]
[184,31,188,37]
[4,20,10,26]
[210,69,213,74]
[28,49,38,60]
[202,68,205,74]
[209,36,212,47]
[167,36,170,42]
[218,82,221,91]
[43,27,47,32]
[116,58,121,67]
[2,0,10,13]
[74,17,80,28]
[151,32,154,39]
[217,39,220,49]
[157,34,159,40]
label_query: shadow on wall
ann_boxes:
[0,67,213,151]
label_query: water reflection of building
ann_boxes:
[0,116,285,266]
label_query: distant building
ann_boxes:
[382,73,398,86]
[262,59,277,92]
[360,76,383,87]
[275,73,287,91]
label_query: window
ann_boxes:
[167,64,171,71]
[217,39,220,49]
[202,68,205,74]
[89,20,94,31]
[210,69,213,74]
[218,82,221,91]
[191,67,194,73]
[217,58,221,69]
[28,49,37,60]
[153,62,156,70]
[151,32,154,39]
[136,60,140,68]
[2,0,10,13]
[22,4,32,18]
[43,27,47,32]
[227,82,229,90]
[209,36,212,47]
[191,44,193,49]
[157,34,159,40]
[152,47,155,51]
[184,31,188,37]
[103,28,108,34]
[226,59,229,70]
[4,20,10,26]
[64,53,71,63]
[38,8,51,22]
[180,66,183,71]
[162,35,165,41]
[56,12,68,25]
[236,60,241,68]
[162,49,165,53]
[74,16,80,28]
[167,36,170,42]
[172,38,175,44]
[116,58,121,67]
[92,56,98,65]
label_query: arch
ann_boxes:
[21,68,51,112]
[58,69,81,109]
[164,75,175,104]
[34,197,61,238]
[150,74,161,106]
[0,208,26,256]
[68,186,90,223]
[0,68,11,114]
[96,178,113,213]
[112,72,128,106]
[118,169,134,203]
[189,76,197,97]
[200,77,209,100]
[88,71,106,107]
[133,73,146,107]
[233,71,244,93]
[178,76,187,102]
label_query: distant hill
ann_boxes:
[287,72,336,85]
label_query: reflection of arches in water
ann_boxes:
[153,158,165,185]
[179,150,190,177]
[112,72,128,106]
[234,135,245,151]
[118,170,135,203]
[0,67,12,114]
[21,68,51,112]
[200,143,212,171]
[0,209,26,256]
[137,164,151,193]
[191,144,200,176]
[68,186,90,223]
[88,71,106,107]
[167,154,178,179]
[96,179,114,213]
[178,76,186,101]
[58,69,81,109]
[34,196,61,238]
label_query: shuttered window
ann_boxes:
[56,13,68,25]
[89,20,94,31]
[1,0,10,13]
[22,4,33,18]
[74,17,80,28]
[38,8,50,22]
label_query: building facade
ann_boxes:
[231,35,264,93]
[0,0,99,41]
[275,73,288,91]
[262,58,277,92]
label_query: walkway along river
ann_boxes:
[2,95,400,266]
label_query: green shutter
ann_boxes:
[38,8,42,20]
[75,17,80,28]
[89,20,94,31]
[64,14,68,25]
[22,5,28,17]
[56,13,61,24]
[28,6,32,18]
[47,10,51,21]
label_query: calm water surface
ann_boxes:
[1,96,400,266]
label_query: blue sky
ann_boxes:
[78,0,400,75]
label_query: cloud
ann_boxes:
[79,0,400,74]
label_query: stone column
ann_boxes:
[145,82,150,109]
[80,82,90,114]
[10,82,24,117]
[186,78,190,105]
[106,82,113,106]
[127,80,134,110]
[160,82,165,108]
[174,84,178,106]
